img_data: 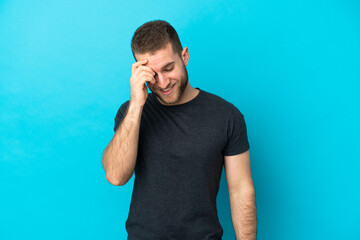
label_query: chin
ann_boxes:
[154,85,182,105]
[157,92,181,105]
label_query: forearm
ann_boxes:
[229,186,257,240]
[102,101,143,186]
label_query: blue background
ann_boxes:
[1,0,359,239]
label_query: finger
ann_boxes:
[132,58,148,74]
[131,71,155,85]
[135,71,155,84]
[135,65,156,76]
[138,71,156,83]
[143,75,156,84]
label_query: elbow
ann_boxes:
[106,175,125,186]
[102,156,126,186]
[102,155,132,186]
[105,173,127,186]
[229,183,255,198]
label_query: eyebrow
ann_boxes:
[160,61,175,70]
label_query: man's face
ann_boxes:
[135,42,189,105]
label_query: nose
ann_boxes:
[155,73,170,89]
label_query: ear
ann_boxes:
[181,47,189,66]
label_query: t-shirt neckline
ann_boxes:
[151,87,203,109]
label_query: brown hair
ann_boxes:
[131,20,183,60]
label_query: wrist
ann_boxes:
[129,99,144,113]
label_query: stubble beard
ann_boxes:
[153,63,188,105]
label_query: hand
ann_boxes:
[129,58,156,107]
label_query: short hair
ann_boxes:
[131,20,183,60]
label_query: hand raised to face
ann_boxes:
[129,58,156,107]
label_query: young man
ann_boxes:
[102,20,257,240]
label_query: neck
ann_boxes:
[177,83,199,105]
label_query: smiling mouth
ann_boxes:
[159,84,175,95]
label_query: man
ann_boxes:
[102,20,257,240]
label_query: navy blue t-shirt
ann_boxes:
[114,88,250,240]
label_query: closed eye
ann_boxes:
[164,67,174,72]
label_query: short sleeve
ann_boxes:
[223,107,250,156]
[114,100,130,132]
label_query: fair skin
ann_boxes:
[102,42,257,239]
[224,150,257,240]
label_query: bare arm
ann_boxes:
[102,58,155,186]
[224,151,257,240]
[229,184,257,240]
[102,101,143,186]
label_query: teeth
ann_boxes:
[162,87,172,91]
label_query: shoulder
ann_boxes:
[113,100,130,132]
[116,100,130,114]
[200,89,242,116]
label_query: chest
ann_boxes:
[138,108,227,170]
